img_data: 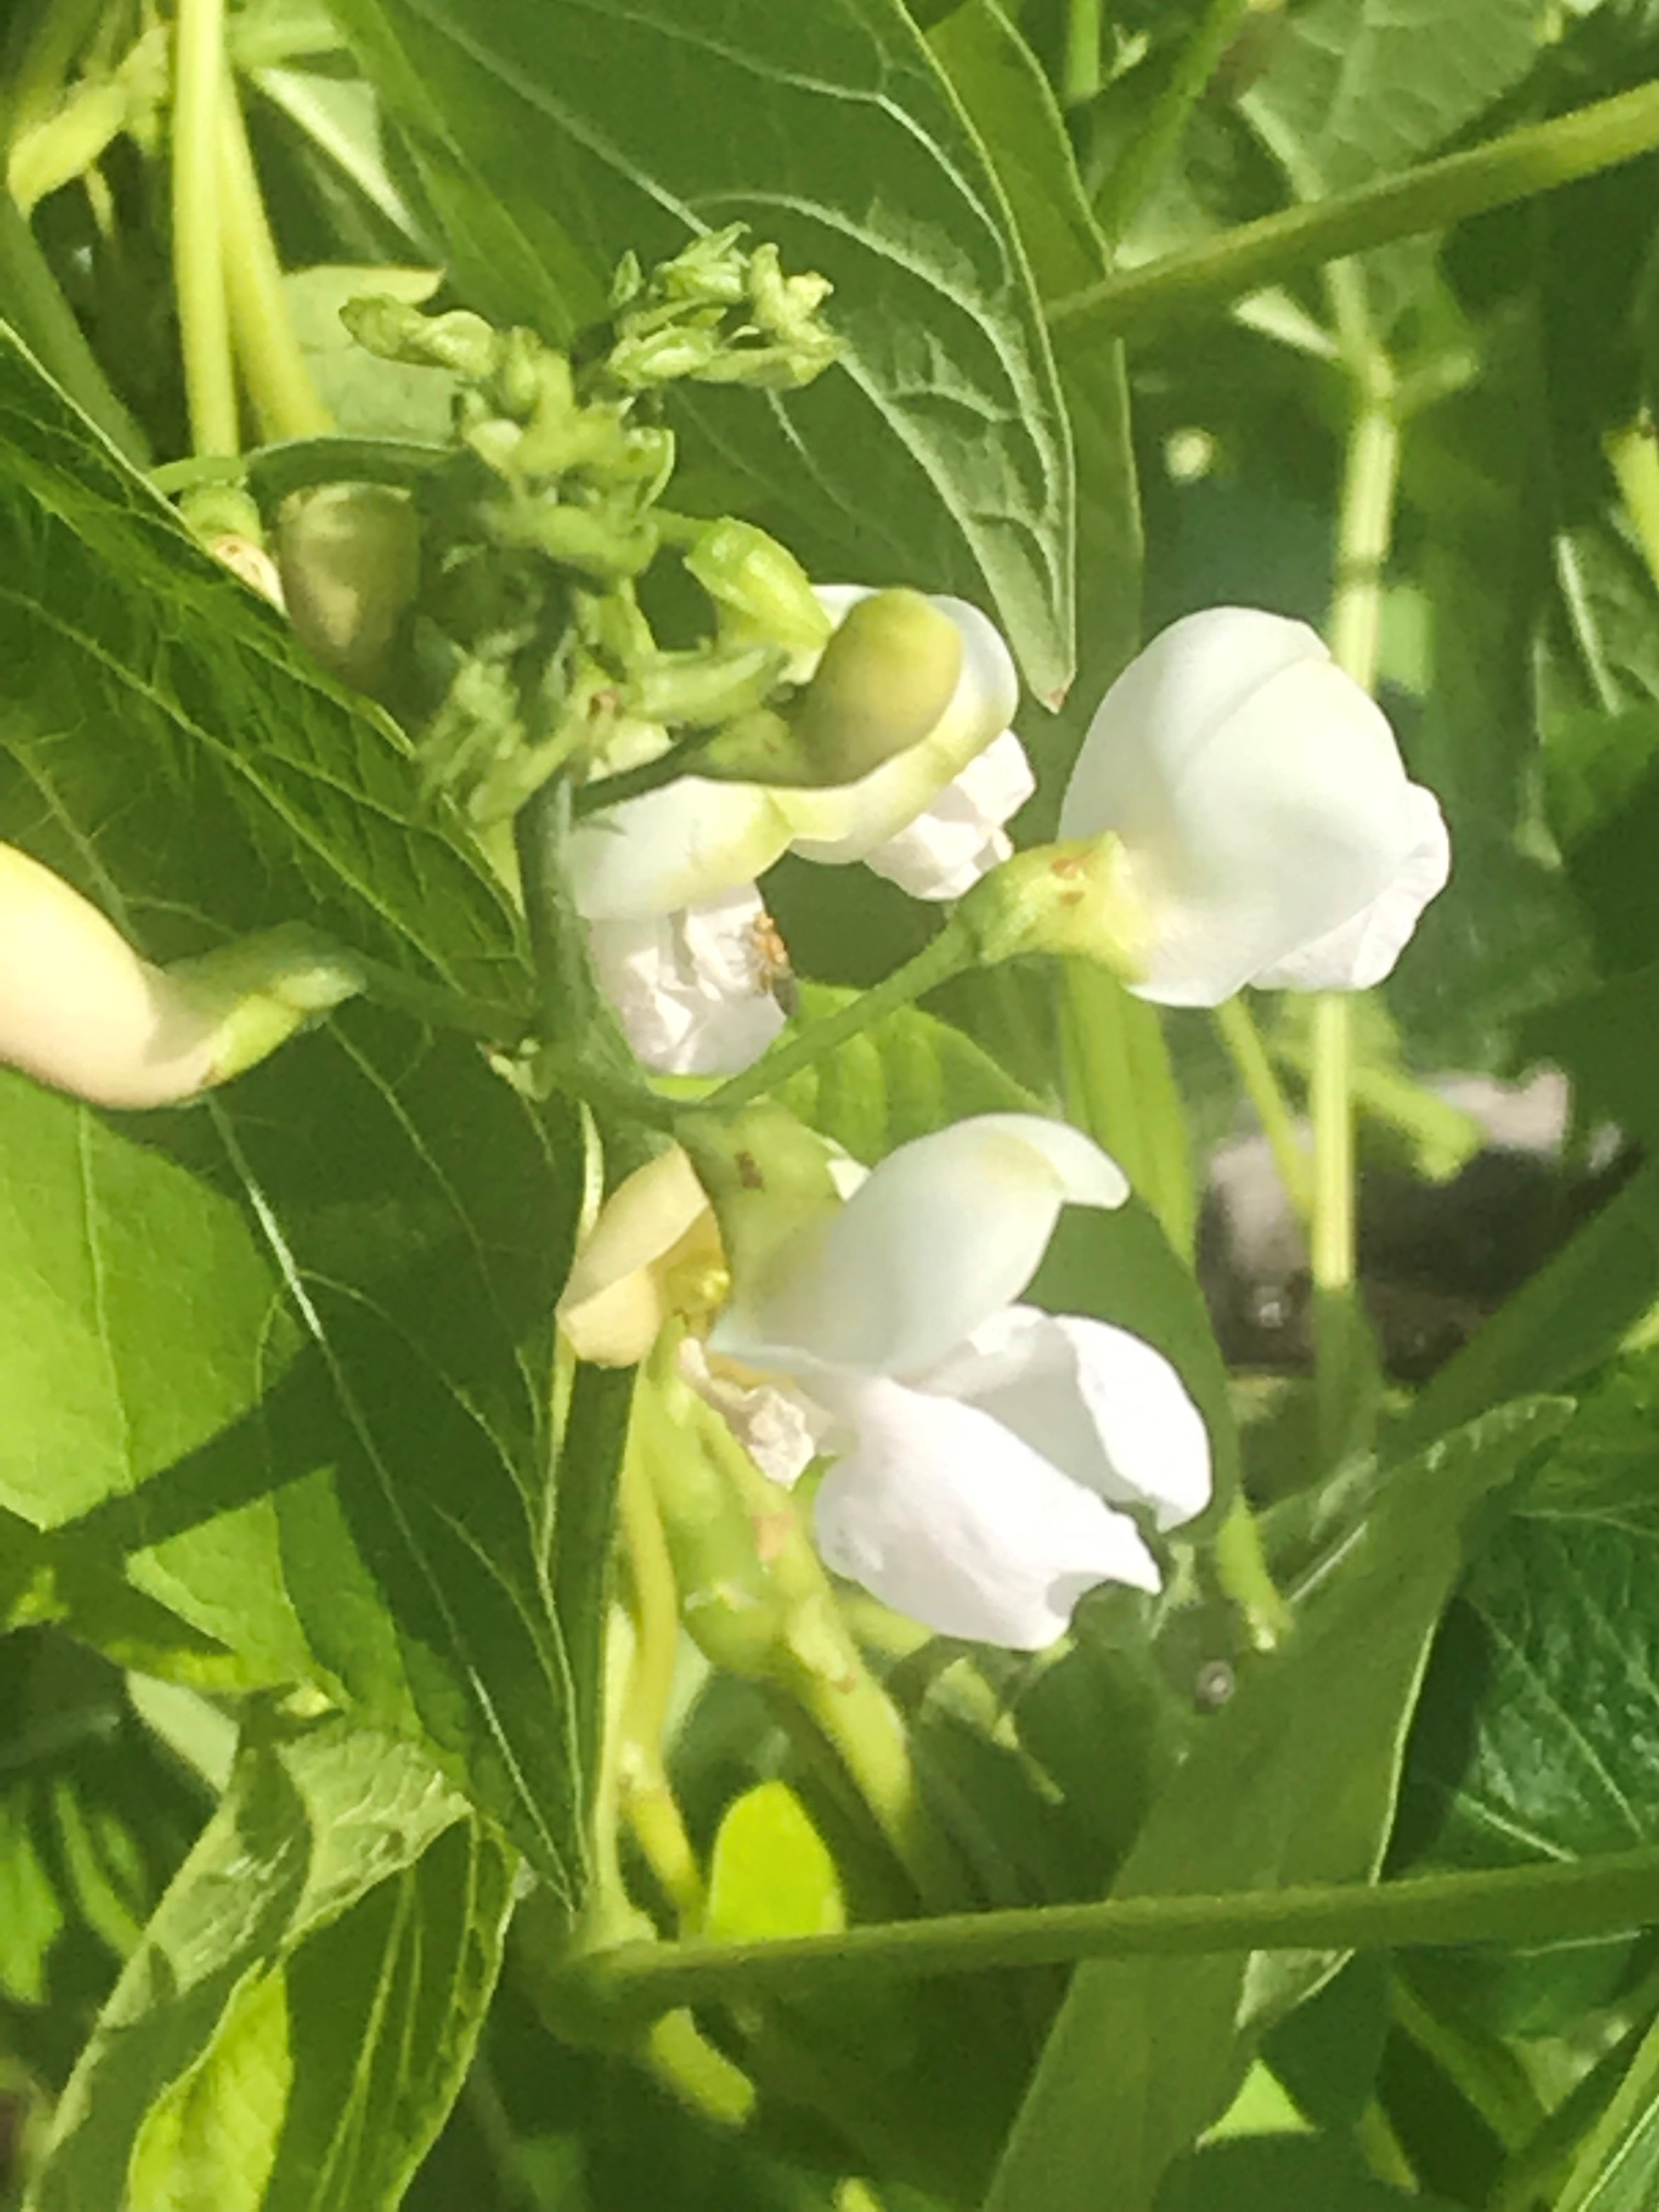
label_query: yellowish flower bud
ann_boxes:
[276,484,421,691]
[556,1147,726,1367]
[0,847,360,1109]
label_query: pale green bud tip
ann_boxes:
[0,854,360,1110]
[342,297,498,381]
[685,520,831,655]
[958,836,1150,977]
[786,588,963,787]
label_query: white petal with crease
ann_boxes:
[919,1304,1211,1530]
[812,1373,1160,1649]
[712,1116,1126,1378]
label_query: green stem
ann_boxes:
[1094,0,1251,241]
[347,953,529,1045]
[1212,1495,1294,1652]
[618,1438,704,1929]
[1212,995,1311,1223]
[1050,78,1659,341]
[565,1843,1659,2023]
[1061,0,1103,107]
[1059,961,1194,1255]
[1,0,104,141]
[216,68,331,443]
[1391,1974,1543,2154]
[1312,372,1399,1462]
[0,193,148,459]
[172,0,238,457]
[700,919,977,1116]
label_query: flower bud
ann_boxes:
[276,484,421,691]
[0,847,360,1110]
[683,520,832,655]
[957,834,1149,976]
[340,296,499,381]
[556,1147,726,1367]
[207,535,285,610]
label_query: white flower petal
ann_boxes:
[812,1373,1160,1649]
[571,777,792,922]
[861,730,1036,901]
[1249,783,1451,993]
[678,1335,832,1489]
[784,597,1020,864]
[586,886,788,1075]
[919,1304,1212,1531]
[1061,608,1430,1007]
[712,1115,1126,1379]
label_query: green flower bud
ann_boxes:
[792,588,962,781]
[957,834,1149,977]
[625,641,787,729]
[481,493,657,583]
[341,296,499,381]
[684,520,831,654]
[276,484,421,691]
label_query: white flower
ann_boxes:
[860,727,1035,902]
[0,845,358,1110]
[1059,608,1450,1007]
[570,586,1022,924]
[585,884,789,1075]
[708,1115,1212,1650]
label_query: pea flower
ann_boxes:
[574,585,1030,1073]
[0,845,360,1110]
[1058,607,1450,1007]
[707,1115,1212,1650]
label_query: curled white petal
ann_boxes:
[569,777,792,923]
[812,1373,1160,1649]
[861,730,1036,901]
[678,1335,831,1489]
[586,885,788,1075]
[783,595,1020,864]
[919,1304,1211,1531]
[1061,608,1438,1007]
[1249,783,1451,993]
[712,1114,1126,1379]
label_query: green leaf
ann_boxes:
[1525,961,1659,1146]
[928,0,1142,804]
[982,1399,1566,2212]
[1155,2134,1463,2212]
[329,0,1076,701]
[775,984,1040,1164]
[0,333,589,1896]
[1555,2002,1659,2212]
[31,1713,515,2212]
[1398,1159,1659,1451]
[704,1781,845,1943]
[1239,0,1545,197]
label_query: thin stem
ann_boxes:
[565,1843,1659,2023]
[217,69,331,443]
[1312,375,1400,1460]
[0,192,148,459]
[1094,0,1251,241]
[618,1438,704,1929]
[700,920,976,1116]
[172,0,238,456]
[1059,961,1194,1255]
[1212,1495,1294,1651]
[1050,78,1659,341]
[347,953,531,1045]
[1061,0,1103,107]
[1391,1974,1543,2154]
[1212,995,1311,1224]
